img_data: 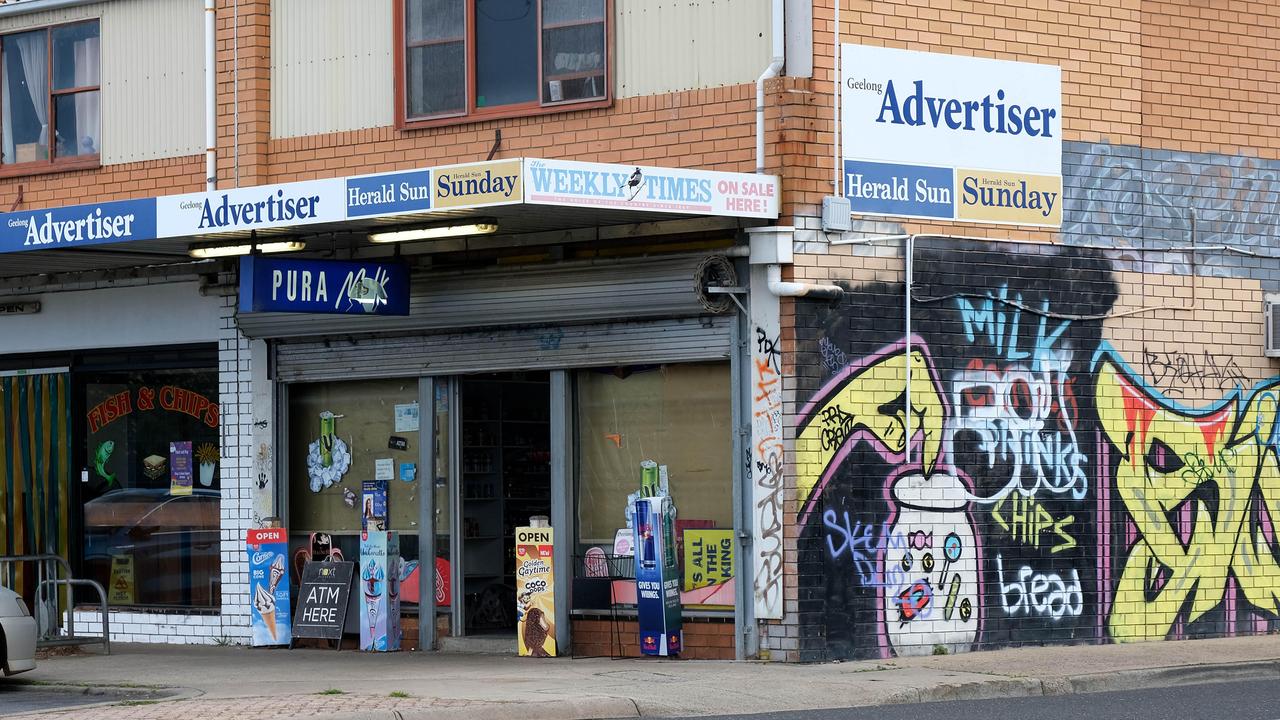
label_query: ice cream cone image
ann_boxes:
[254,585,278,641]
[268,554,286,594]
[263,609,278,640]
[362,559,385,650]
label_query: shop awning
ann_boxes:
[0,158,779,280]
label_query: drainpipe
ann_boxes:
[755,0,785,174]
[904,234,914,465]
[765,264,842,300]
[829,232,916,460]
[205,0,217,191]
[747,227,844,300]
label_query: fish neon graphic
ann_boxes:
[94,440,116,487]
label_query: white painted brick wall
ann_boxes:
[216,289,254,642]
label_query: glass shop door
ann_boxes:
[454,372,552,639]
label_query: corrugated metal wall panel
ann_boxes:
[0,0,203,165]
[100,0,203,164]
[615,0,769,100]
[0,2,99,32]
[273,315,731,382]
[237,253,724,339]
[271,0,394,139]
[269,0,768,139]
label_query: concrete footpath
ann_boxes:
[6,635,1280,719]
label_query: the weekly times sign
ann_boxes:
[841,45,1062,227]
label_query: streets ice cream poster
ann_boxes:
[248,528,291,646]
[516,526,556,657]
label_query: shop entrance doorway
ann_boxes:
[458,372,551,638]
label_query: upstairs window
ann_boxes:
[1,20,100,171]
[398,0,609,126]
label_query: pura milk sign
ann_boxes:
[238,256,410,316]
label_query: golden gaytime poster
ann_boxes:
[515,526,556,657]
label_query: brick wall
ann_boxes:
[782,0,1280,228]
[262,84,759,184]
[764,0,1280,661]
[216,285,255,641]
[216,0,270,188]
[572,617,736,660]
[0,156,204,212]
[3,1,1279,236]
[0,54,762,212]
[781,236,1280,661]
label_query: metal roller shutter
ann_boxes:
[273,316,731,382]
[238,253,718,340]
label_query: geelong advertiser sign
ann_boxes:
[841,45,1063,227]
[6,198,156,250]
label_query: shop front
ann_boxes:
[214,157,779,657]
[0,277,232,639]
[0,156,779,655]
[246,250,745,657]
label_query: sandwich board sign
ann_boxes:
[292,561,355,650]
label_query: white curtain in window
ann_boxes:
[73,35,99,153]
[12,32,47,148]
[2,60,11,163]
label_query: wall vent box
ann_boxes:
[822,196,852,233]
[1267,294,1280,358]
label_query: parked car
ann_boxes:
[82,488,221,607]
[0,582,36,675]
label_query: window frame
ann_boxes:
[0,18,101,178]
[70,345,222,611]
[394,0,613,130]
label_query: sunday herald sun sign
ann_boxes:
[841,45,1063,227]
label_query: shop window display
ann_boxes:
[287,379,424,614]
[575,363,734,609]
[81,367,220,608]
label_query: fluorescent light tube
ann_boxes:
[368,222,498,244]
[189,240,307,259]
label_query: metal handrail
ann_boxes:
[0,553,110,654]
[36,578,110,655]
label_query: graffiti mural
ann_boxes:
[792,238,1280,661]
[752,323,785,620]
[1096,355,1280,641]
[1063,141,1280,273]
[1141,347,1248,399]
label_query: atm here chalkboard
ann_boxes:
[292,561,354,644]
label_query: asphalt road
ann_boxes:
[0,683,104,715]
[685,678,1280,720]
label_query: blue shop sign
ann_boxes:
[843,159,954,220]
[0,197,157,253]
[346,169,432,218]
[239,256,411,316]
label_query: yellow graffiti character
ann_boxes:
[796,346,946,517]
